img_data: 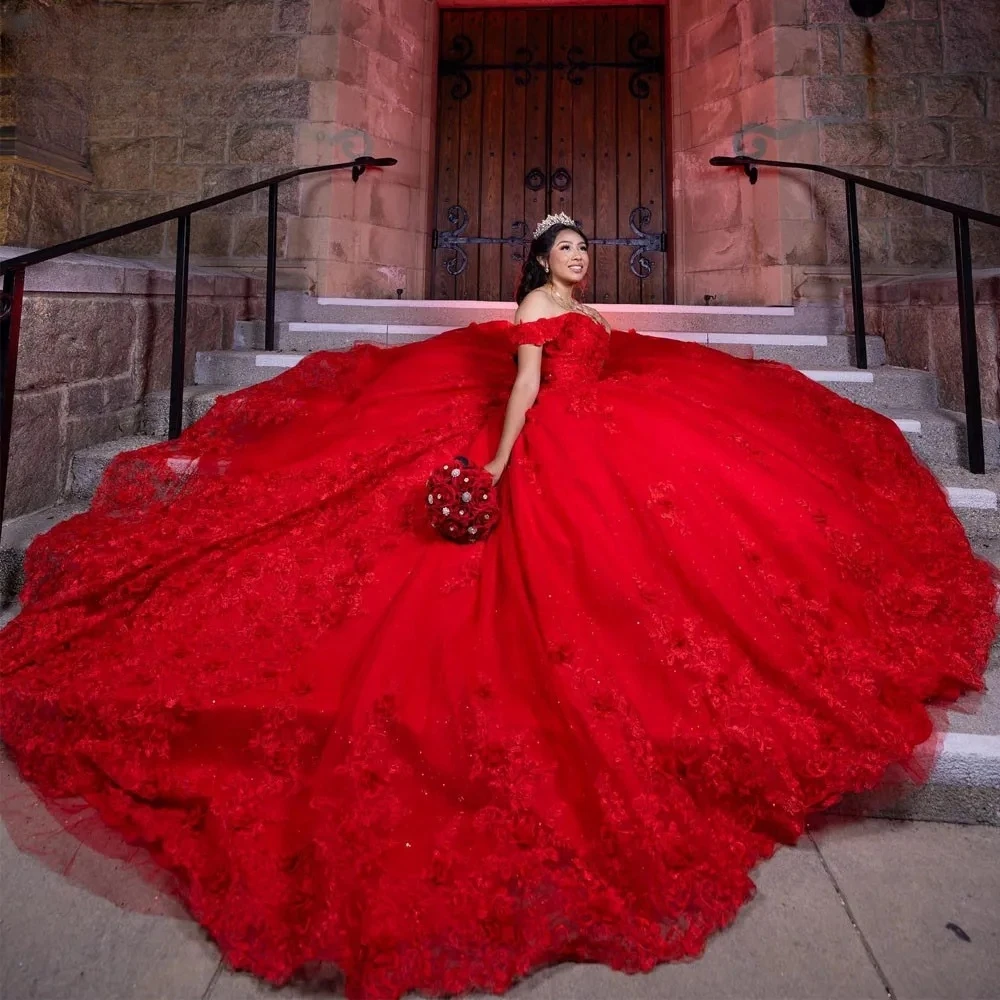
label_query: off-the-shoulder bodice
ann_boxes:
[509,312,609,385]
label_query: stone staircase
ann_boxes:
[2,296,998,824]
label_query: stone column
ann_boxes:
[292,0,438,298]
[671,0,824,306]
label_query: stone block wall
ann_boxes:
[5,250,261,517]
[862,270,1000,418]
[803,0,1000,276]
[78,0,314,267]
[3,0,436,299]
[673,0,1000,305]
[0,4,92,248]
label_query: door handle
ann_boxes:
[550,168,572,191]
[525,168,546,191]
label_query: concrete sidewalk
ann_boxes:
[1,806,997,1000]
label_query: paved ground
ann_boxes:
[2,802,998,1000]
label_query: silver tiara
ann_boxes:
[533,212,578,241]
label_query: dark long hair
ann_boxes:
[515,222,589,303]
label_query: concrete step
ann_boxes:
[199,351,942,412]
[876,407,1000,472]
[800,366,938,409]
[195,350,301,387]
[937,466,1000,540]
[273,292,847,336]
[270,322,886,367]
[751,334,886,368]
[67,436,159,501]
[142,386,235,438]
[0,501,86,607]
[835,731,1000,826]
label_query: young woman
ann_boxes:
[1,213,994,1000]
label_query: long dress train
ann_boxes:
[1,313,995,999]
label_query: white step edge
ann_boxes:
[249,354,873,379]
[316,298,514,310]
[315,298,797,316]
[287,322,387,334]
[801,370,875,384]
[638,331,829,346]
[894,418,923,434]
[284,324,830,348]
[256,354,305,368]
[946,487,999,510]
[388,325,455,337]
[707,333,827,346]
[165,457,232,475]
[942,732,1000,757]
[934,732,1000,784]
[640,331,707,343]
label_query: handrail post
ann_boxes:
[845,179,868,370]
[954,214,985,474]
[169,215,191,440]
[0,268,25,523]
[265,183,278,351]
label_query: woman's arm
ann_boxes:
[484,344,542,483]
[483,293,555,482]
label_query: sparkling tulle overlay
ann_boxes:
[1,314,995,998]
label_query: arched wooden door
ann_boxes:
[431,6,669,304]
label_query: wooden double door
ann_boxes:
[432,6,669,304]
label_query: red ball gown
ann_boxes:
[1,313,995,998]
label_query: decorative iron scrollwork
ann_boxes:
[550,168,571,192]
[434,205,666,281]
[433,207,531,278]
[433,205,470,276]
[626,32,658,100]
[439,31,663,101]
[512,47,535,87]
[440,34,475,101]
[561,37,660,98]
[565,46,587,87]
[525,168,546,192]
[587,207,667,279]
[508,220,529,262]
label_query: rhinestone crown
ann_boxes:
[533,212,578,241]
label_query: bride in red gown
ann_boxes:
[2,213,995,998]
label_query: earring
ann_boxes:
[544,265,549,273]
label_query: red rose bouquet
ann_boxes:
[426,457,500,543]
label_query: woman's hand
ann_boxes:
[483,458,506,485]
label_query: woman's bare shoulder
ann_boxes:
[515,289,561,325]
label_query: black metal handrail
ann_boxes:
[0,155,396,522]
[711,154,1000,475]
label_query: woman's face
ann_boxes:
[543,229,589,287]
